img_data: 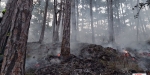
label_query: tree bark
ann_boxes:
[39,0,49,43]
[0,0,33,75]
[61,0,71,58]
[0,4,11,54]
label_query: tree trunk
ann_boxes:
[107,0,114,44]
[52,0,57,42]
[52,12,56,42]
[60,1,65,42]
[81,0,84,32]
[55,0,63,42]
[136,0,139,42]
[71,0,77,42]
[61,0,71,58]
[39,0,49,43]
[0,0,33,75]
[116,0,121,34]
[90,0,95,43]
[76,0,79,41]
[53,0,62,43]
[0,5,11,54]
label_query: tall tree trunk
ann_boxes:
[116,0,121,34]
[0,0,33,75]
[81,0,84,32]
[90,0,95,43]
[39,0,49,43]
[107,0,114,44]
[55,0,63,42]
[0,4,11,54]
[136,0,139,42]
[61,0,71,58]
[52,12,56,41]
[71,0,77,42]
[76,0,79,41]
[60,1,65,42]
[52,0,57,42]
[59,14,63,41]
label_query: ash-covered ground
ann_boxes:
[25,42,150,75]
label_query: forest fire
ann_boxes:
[139,52,150,57]
[121,48,150,62]
[122,49,137,62]
[123,49,130,57]
[35,63,40,68]
[2,0,150,74]
[123,50,128,54]
[57,53,60,57]
[132,57,136,61]
[30,44,150,75]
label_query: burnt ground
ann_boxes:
[25,43,150,75]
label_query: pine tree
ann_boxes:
[0,0,33,75]
[61,0,71,58]
[107,0,114,44]
[90,0,95,43]
[39,0,49,43]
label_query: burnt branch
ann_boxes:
[133,1,150,18]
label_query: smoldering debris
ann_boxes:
[25,43,150,75]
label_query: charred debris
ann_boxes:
[25,43,150,75]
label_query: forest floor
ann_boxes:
[25,42,150,75]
